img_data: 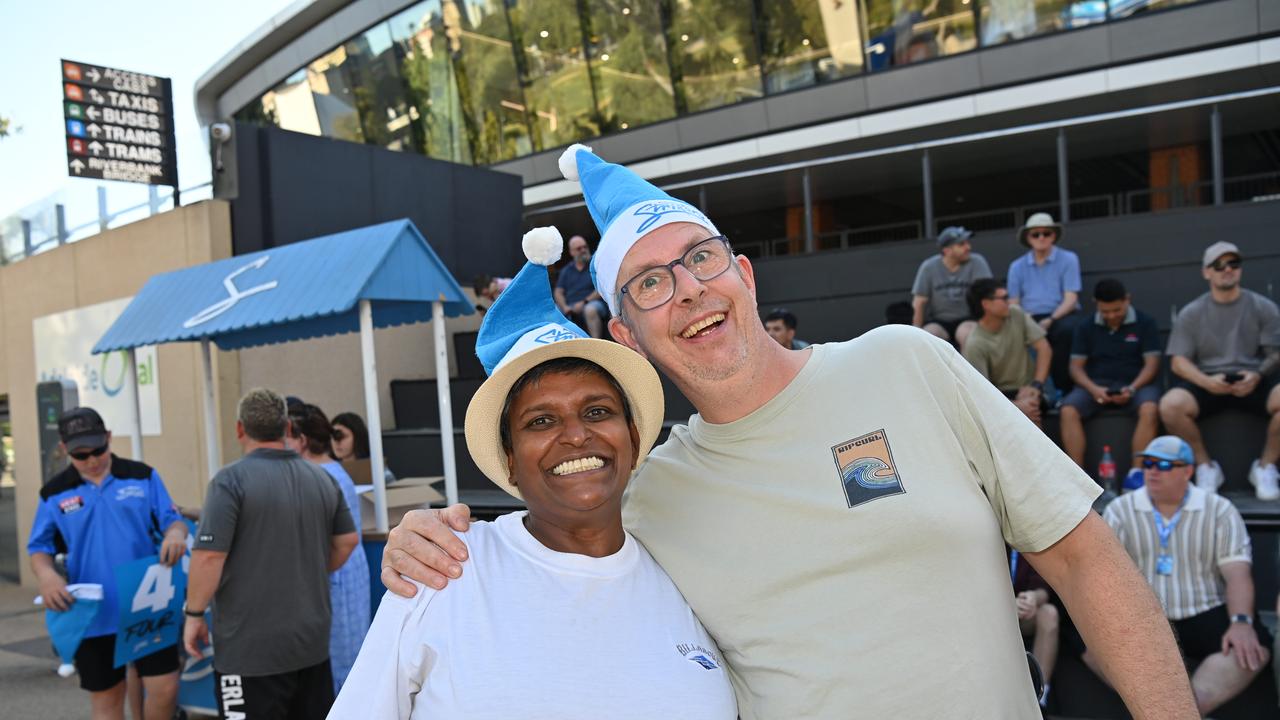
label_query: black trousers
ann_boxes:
[216,659,333,720]
[1033,311,1084,395]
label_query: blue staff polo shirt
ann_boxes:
[1007,246,1082,316]
[28,456,183,638]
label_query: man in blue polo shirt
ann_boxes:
[1008,213,1084,395]
[28,407,187,719]
[1059,279,1163,487]
[554,234,608,338]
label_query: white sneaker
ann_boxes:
[1249,461,1280,501]
[1195,461,1224,493]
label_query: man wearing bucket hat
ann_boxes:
[383,147,1196,717]
[1159,241,1280,500]
[331,229,736,718]
[911,225,992,350]
[1096,435,1272,714]
[1008,212,1085,394]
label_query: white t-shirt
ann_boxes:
[329,511,736,720]
[623,325,1102,719]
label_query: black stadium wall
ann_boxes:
[218,123,525,281]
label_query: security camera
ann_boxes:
[210,123,233,143]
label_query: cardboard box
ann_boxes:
[356,475,445,536]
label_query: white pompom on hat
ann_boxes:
[521,226,563,266]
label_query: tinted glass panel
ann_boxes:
[1109,0,1198,20]
[255,70,323,135]
[979,0,1103,45]
[760,0,864,93]
[509,0,600,149]
[389,1,473,162]
[308,47,366,142]
[667,0,763,113]
[341,23,415,150]
[863,0,977,72]
[452,0,534,163]
[582,0,678,131]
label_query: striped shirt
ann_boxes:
[1102,485,1251,620]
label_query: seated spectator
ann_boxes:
[884,300,914,326]
[911,225,991,350]
[1159,241,1280,499]
[763,308,810,350]
[554,235,608,338]
[1091,435,1272,715]
[1008,213,1084,394]
[1011,548,1058,708]
[963,278,1052,427]
[1059,279,1162,485]
[472,275,511,312]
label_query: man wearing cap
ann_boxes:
[27,407,187,719]
[1159,241,1280,500]
[554,234,608,338]
[911,225,992,350]
[1095,435,1271,715]
[383,145,1197,718]
[1008,213,1084,394]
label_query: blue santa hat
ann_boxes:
[558,144,719,315]
[475,227,588,376]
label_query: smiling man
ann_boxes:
[382,146,1197,718]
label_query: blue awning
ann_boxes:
[93,219,475,353]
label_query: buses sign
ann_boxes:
[61,59,177,187]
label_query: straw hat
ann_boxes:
[463,227,664,499]
[1018,212,1063,247]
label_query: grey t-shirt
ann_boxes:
[1166,289,1280,374]
[195,448,356,676]
[911,254,993,322]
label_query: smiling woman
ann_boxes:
[328,228,736,719]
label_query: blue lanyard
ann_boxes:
[1010,550,1019,583]
[1150,489,1190,550]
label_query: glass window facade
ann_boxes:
[234,0,1210,165]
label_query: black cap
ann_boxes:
[58,407,108,452]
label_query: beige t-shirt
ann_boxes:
[623,325,1101,720]
[963,305,1046,391]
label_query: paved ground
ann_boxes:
[0,581,89,718]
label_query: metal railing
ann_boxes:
[0,182,213,265]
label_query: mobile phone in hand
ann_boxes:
[1106,386,1124,396]
[1223,372,1243,384]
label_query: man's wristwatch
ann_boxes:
[1029,380,1044,392]
[183,602,206,619]
[1230,613,1253,626]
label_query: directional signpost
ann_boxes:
[61,59,178,200]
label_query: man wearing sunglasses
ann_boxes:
[1160,241,1280,500]
[1097,435,1271,714]
[382,146,1197,718]
[1008,213,1085,396]
[27,406,187,719]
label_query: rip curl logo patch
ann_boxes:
[632,201,708,234]
[832,429,905,508]
[676,642,722,670]
[115,485,146,502]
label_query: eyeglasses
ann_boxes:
[1141,458,1188,471]
[619,236,735,311]
[69,445,109,462]
[1027,230,1056,239]
[1209,258,1242,272]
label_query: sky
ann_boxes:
[0,0,298,237]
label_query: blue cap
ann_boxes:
[937,226,972,248]
[1139,436,1194,464]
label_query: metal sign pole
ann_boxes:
[359,300,389,533]
[433,300,459,506]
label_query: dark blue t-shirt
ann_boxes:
[556,261,595,306]
[1070,307,1161,385]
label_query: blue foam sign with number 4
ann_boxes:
[113,555,186,668]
